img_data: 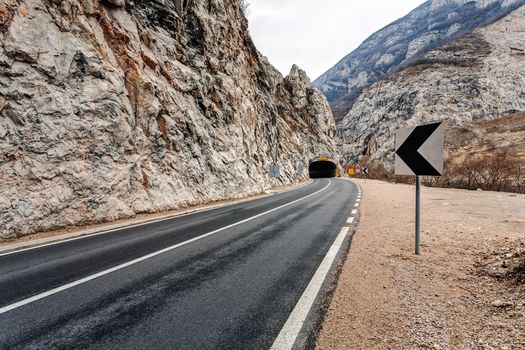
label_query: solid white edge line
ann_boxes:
[0,181,332,315]
[351,209,357,215]
[346,217,354,224]
[270,226,350,350]
[0,181,317,258]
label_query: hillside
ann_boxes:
[337,5,525,169]
[0,0,337,237]
[313,0,525,121]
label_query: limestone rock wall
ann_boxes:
[313,0,525,121]
[338,6,525,166]
[0,0,337,237]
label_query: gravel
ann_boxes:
[316,179,525,350]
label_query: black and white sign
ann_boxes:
[395,122,444,176]
[363,167,369,176]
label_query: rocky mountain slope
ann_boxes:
[338,5,525,167]
[0,0,337,238]
[313,0,525,121]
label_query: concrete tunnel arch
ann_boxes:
[308,158,338,178]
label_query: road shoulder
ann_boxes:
[316,179,525,349]
[0,180,313,254]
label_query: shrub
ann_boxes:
[424,153,525,193]
[361,153,525,194]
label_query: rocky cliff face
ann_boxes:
[338,5,525,166]
[313,0,525,121]
[0,0,337,238]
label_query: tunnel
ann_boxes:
[309,158,338,178]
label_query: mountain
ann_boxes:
[0,0,337,237]
[337,4,525,167]
[313,0,525,121]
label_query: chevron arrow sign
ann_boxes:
[395,122,444,176]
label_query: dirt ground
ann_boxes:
[316,179,525,350]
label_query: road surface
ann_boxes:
[0,179,358,349]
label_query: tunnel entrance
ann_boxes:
[309,159,338,178]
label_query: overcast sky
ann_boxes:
[247,0,427,80]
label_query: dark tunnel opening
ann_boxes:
[309,160,337,179]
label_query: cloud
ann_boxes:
[247,0,427,80]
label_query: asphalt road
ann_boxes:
[0,179,358,350]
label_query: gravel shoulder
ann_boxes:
[316,179,525,350]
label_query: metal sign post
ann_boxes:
[395,122,444,255]
[415,175,421,255]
